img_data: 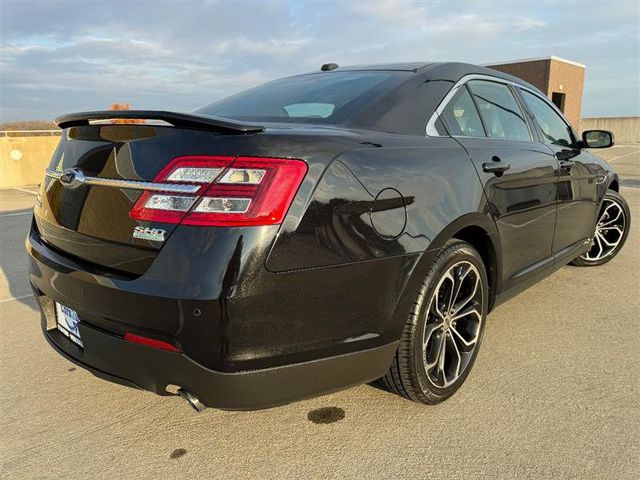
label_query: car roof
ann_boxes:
[329,62,436,72]
[328,61,542,94]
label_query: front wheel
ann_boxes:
[571,190,630,267]
[379,239,489,404]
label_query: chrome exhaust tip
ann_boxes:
[177,388,206,412]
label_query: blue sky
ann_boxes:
[1,0,639,121]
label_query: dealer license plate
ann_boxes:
[55,303,83,348]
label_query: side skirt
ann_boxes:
[494,238,590,308]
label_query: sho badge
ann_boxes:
[133,226,166,242]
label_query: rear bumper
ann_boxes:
[35,291,396,409]
[27,221,406,409]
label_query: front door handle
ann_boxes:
[558,159,574,172]
[482,160,511,174]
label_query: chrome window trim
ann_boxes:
[426,73,536,142]
[45,169,201,194]
[517,85,578,144]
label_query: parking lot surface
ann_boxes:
[1,146,639,479]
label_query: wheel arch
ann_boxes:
[450,225,499,312]
[388,213,502,342]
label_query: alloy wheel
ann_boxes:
[581,198,626,262]
[422,261,483,388]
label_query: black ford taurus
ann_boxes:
[27,62,630,411]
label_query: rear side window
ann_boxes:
[440,87,485,137]
[521,90,574,147]
[468,80,531,142]
[196,72,398,124]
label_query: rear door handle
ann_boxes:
[482,161,511,174]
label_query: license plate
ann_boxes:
[55,303,83,348]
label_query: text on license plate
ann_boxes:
[55,303,83,348]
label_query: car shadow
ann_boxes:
[1,205,38,311]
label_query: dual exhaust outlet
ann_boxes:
[177,388,206,413]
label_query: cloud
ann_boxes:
[1,0,638,120]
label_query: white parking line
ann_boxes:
[607,149,640,163]
[0,211,32,218]
[0,294,32,304]
[12,187,39,195]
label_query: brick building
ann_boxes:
[487,56,585,128]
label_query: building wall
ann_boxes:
[489,59,551,93]
[488,57,585,128]
[546,60,585,129]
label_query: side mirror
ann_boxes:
[581,130,615,149]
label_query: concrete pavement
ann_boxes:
[1,147,638,479]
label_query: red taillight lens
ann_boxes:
[124,332,181,352]
[130,156,307,227]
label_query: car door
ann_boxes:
[438,79,559,287]
[518,89,600,255]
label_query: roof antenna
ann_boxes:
[321,63,339,72]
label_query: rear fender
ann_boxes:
[386,213,501,341]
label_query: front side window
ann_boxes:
[521,90,574,147]
[439,87,485,137]
[468,80,531,142]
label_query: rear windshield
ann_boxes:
[195,72,399,124]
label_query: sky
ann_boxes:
[1,0,639,122]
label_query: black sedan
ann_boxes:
[27,62,630,411]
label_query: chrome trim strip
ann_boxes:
[425,73,536,141]
[45,169,201,194]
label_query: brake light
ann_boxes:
[124,333,181,352]
[130,156,307,227]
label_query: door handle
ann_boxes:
[558,159,574,172]
[482,160,511,174]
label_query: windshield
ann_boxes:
[195,72,399,124]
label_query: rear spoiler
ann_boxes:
[54,110,265,134]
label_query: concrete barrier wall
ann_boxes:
[579,116,640,144]
[0,135,60,188]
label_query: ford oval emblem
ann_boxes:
[59,168,86,189]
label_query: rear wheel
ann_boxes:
[571,190,630,267]
[379,240,489,404]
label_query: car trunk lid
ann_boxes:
[35,113,265,276]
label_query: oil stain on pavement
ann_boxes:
[307,407,345,424]
[169,448,187,459]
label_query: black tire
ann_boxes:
[571,189,631,267]
[379,239,489,404]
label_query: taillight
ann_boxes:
[130,156,307,227]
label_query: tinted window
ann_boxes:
[468,80,531,142]
[521,90,574,147]
[440,87,485,137]
[196,72,398,124]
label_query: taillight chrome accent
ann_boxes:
[129,156,307,227]
[143,194,197,212]
[218,168,265,185]
[194,197,252,214]
[166,167,223,183]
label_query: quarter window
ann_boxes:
[439,87,485,137]
[521,90,574,147]
[468,80,531,142]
